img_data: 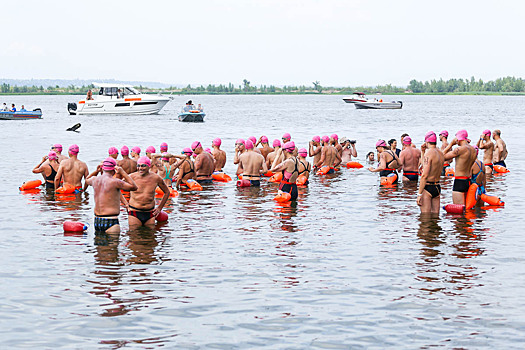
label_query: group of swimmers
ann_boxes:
[30,129,507,233]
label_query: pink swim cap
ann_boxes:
[236,139,245,146]
[204,148,212,154]
[282,132,291,140]
[298,148,307,157]
[261,136,268,143]
[160,142,168,151]
[312,135,321,143]
[108,147,118,155]
[482,129,491,136]
[121,145,129,156]
[283,141,295,152]
[322,135,330,143]
[69,144,79,155]
[439,130,449,138]
[272,139,281,148]
[131,146,141,154]
[191,141,201,151]
[102,157,117,171]
[245,140,254,149]
[402,136,412,145]
[137,156,151,166]
[248,136,257,144]
[425,131,437,143]
[53,144,63,151]
[48,151,58,160]
[161,152,170,161]
[456,129,468,141]
[182,147,193,155]
[146,146,156,154]
[331,134,339,140]
[375,140,387,148]
[213,138,222,147]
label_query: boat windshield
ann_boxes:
[124,87,140,95]
[98,86,140,96]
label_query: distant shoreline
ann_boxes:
[1,92,525,96]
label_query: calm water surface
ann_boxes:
[1,95,524,348]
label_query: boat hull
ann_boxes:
[343,98,367,103]
[354,101,403,109]
[0,110,42,120]
[179,112,205,122]
[68,97,169,115]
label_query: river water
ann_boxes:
[1,94,524,348]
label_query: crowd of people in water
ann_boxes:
[30,129,508,233]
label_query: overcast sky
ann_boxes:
[2,0,523,87]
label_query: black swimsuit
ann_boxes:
[298,160,311,186]
[94,214,120,232]
[379,151,398,178]
[181,160,195,179]
[279,158,299,200]
[424,182,441,198]
[45,164,58,189]
[128,205,155,225]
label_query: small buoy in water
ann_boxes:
[443,204,465,214]
[236,179,251,187]
[380,173,397,186]
[480,194,504,206]
[345,161,363,169]
[156,211,169,222]
[63,221,88,232]
[274,192,291,203]
[268,173,283,183]
[465,183,479,209]
[296,174,308,186]
[493,165,509,173]
[56,183,76,194]
[212,172,232,182]
[264,171,274,177]
[19,179,42,191]
[445,167,455,177]
[67,123,81,132]
[185,179,203,191]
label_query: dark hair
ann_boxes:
[388,139,396,145]
[428,142,436,146]
[401,133,409,139]
[366,151,374,158]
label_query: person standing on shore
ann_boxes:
[417,132,444,214]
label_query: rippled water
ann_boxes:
[1,94,524,348]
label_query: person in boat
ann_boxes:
[86,158,137,233]
[368,139,400,182]
[340,137,358,164]
[86,90,94,100]
[309,136,322,170]
[2,103,8,111]
[389,138,401,157]
[20,105,26,112]
[211,138,226,172]
[297,148,312,185]
[108,147,119,160]
[443,130,478,205]
[271,141,300,201]
[236,139,267,186]
[439,130,451,175]
[117,146,137,175]
[476,129,494,173]
[127,156,170,228]
[10,104,16,112]
[192,141,214,184]
[366,152,375,163]
[131,146,141,161]
[492,129,508,168]
[175,148,195,189]
[233,139,246,165]
[417,131,444,214]
[198,104,203,112]
[316,135,339,173]
[33,151,60,190]
[266,139,281,170]
[398,136,421,182]
[117,89,123,99]
[54,144,89,193]
[183,100,193,112]
[255,135,274,160]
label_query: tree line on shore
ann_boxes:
[1,76,524,95]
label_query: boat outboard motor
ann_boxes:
[67,103,77,115]
[33,108,42,112]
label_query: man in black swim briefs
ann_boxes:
[417,132,444,214]
[236,139,267,186]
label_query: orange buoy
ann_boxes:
[212,172,232,182]
[443,204,465,214]
[493,165,509,173]
[268,173,283,183]
[380,173,397,186]
[56,183,76,194]
[274,192,291,203]
[20,179,42,191]
[296,174,308,186]
[445,167,455,177]
[185,179,203,191]
[480,193,504,206]
[156,211,169,222]
[345,161,363,169]
[63,221,88,232]
[155,187,178,197]
[316,166,330,175]
[465,183,478,209]
[236,179,251,187]
[263,171,274,177]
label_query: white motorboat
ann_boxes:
[67,83,170,115]
[342,92,368,103]
[354,100,403,109]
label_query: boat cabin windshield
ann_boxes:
[98,86,140,96]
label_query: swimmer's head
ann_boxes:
[482,129,491,137]
[247,136,257,145]
[69,144,79,155]
[493,129,501,137]
[455,129,468,141]
[439,130,448,138]
[146,146,156,154]
[245,140,254,150]
[53,144,63,152]
[425,131,437,143]
[131,146,141,155]
[236,139,245,147]
[298,148,307,157]
[339,136,348,144]
[121,145,129,156]
[375,140,387,148]
[283,141,295,153]
[322,135,330,144]
[102,157,117,171]
[402,136,412,145]
[312,136,321,143]
[282,132,291,141]
[137,156,151,167]
[182,147,193,156]
[331,134,338,141]
[212,138,222,147]
[48,151,58,161]
[191,141,202,151]
[261,136,268,143]
[160,142,168,152]
[108,147,118,155]
[272,139,281,148]
[204,148,212,154]
[161,152,170,161]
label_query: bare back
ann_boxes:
[212,148,227,171]
[238,151,267,179]
[57,157,88,187]
[400,146,421,172]
[91,174,128,216]
[118,157,137,175]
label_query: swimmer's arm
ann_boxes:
[255,136,262,147]
[316,148,326,168]
[120,193,129,209]
[351,144,357,157]
[86,165,102,185]
[334,150,342,166]
[271,148,284,169]
[417,156,431,206]
[32,156,48,173]
[442,138,457,154]
[369,154,386,172]
[444,148,460,161]
[261,159,268,175]
[271,161,287,173]
[233,150,240,165]
[54,163,64,189]
[116,167,138,191]
[397,153,404,171]
[155,177,170,216]
[82,165,90,192]
[236,159,244,176]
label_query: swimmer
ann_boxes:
[108,147,119,160]
[417,131,444,214]
[398,136,421,182]
[117,146,137,176]
[233,139,246,165]
[309,136,322,169]
[297,148,312,185]
[340,137,357,164]
[85,158,137,233]
[471,147,486,198]
[316,135,340,173]
[266,139,281,170]
[389,138,401,157]
[366,152,375,163]
[51,144,68,163]
[160,142,168,153]
[211,138,227,171]
[54,144,89,192]
[175,148,195,189]
[368,139,399,182]
[476,129,495,173]
[492,129,508,167]
[439,130,451,174]
[152,152,179,187]
[131,146,141,161]
[281,132,298,156]
[33,151,60,190]
[256,136,274,159]
[145,146,160,172]
[127,156,170,228]
[443,129,478,205]
[331,134,343,167]
[192,141,214,184]
[247,136,262,155]
[271,141,300,201]
[236,139,268,186]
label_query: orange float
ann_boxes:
[443,204,465,214]
[480,194,504,206]
[268,173,283,183]
[236,179,251,187]
[263,171,274,177]
[380,173,397,186]
[345,161,363,169]
[184,179,203,191]
[316,166,331,175]
[19,180,42,191]
[63,221,88,232]
[274,192,291,203]
[296,174,308,186]
[445,167,455,177]
[212,172,232,182]
[56,184,76,194]
[493,165,509,173]
[465,183,478,209]
[155,187,179,197]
